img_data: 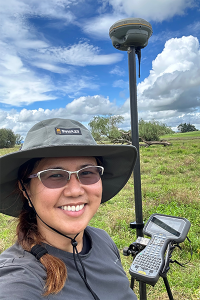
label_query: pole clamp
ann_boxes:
[130,221,144,229]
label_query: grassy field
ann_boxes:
[0,133,200,299]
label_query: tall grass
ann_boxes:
[91,131,200,299]
[0,133,200,299]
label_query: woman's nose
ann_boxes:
[63,173,84,197]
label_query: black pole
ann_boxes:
[128,46,144,237]
[163,277,174,300]
[128,46,147,300]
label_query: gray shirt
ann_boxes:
[0,226,137,300]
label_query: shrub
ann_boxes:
[139,119,174,141]
[0,128,16,148]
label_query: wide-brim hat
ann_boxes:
[0,118,137,217]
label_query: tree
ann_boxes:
[177,123,198,133]
[88,115,124,142]
[0,128,16,148]
[139,119,174,141]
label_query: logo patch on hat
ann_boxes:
[55,127,82,135]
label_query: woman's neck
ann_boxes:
[37,220,84,253]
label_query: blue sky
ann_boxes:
[0,0,200,137]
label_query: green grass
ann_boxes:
[0,134,200,299]
[161,130,200,139]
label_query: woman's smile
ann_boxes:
[60,203,85,212]
[58,202,87,217]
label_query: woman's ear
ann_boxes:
[18,180,31,202]
[18,181,32,207]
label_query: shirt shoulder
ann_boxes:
[0,243,47,300]
[86,226,120,259]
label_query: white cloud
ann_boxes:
[82,13,124,39]
[0,42,101,105]
[137,36,200,113]
[0,48,57,105]
[15,40,49,49]
[0,91,200,139]
[83,1,194,40]
[65,95,117,115]
[0,1,122,70]
[0,0,78,24]
[110,65,125,76]
[0,53,26,74]
[0,95,120,136]
[0,1,199,134]
[113,80,128,88]
[31,62,70,74]
[106,0,196,22]
[36,42,123,66]
[110,35,200,130]
[82,0,198,40]
[0,2,124,106]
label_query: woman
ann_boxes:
[0,118,138,300]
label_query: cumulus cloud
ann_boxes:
[65,95,117,115]
[0,95,120,137]
[109,35,200,130]
[137,36,200,114]
[1,90,200,138]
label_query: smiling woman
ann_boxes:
[0,118,138,300]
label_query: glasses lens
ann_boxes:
[78,166,103,185]
[40,169,69,189]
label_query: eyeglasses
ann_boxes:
[28,166,104,189]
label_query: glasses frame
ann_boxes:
[28,165,104,187]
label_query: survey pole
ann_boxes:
[128,46,144,238]
[109,18,152,300]
[128,46,147,300]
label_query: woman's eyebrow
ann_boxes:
[80,163,97,168]
[46,163,96,170]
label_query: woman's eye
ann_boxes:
[82,171,91,175]
[49,173,64,178]
[81,170,94,176]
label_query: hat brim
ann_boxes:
[0,144,137,217]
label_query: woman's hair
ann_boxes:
[17,158,67,296]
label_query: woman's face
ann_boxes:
[25,156,102,246]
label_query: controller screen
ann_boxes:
[146,216,184,237]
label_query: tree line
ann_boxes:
[0,118,198,148]
[89,115,198,144]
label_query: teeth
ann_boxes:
[61,204,85,212]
